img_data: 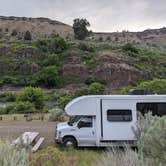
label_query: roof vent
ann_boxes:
[128,89,153,95]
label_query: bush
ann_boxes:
[98,37,103,42]
[36,37,67,54]
[106,36,111,41]
[48,107,64,121]
[75,87,91,97]
[0,141,29,166]
[138,116,166,165]
[1,101,36,114]
[88,82,105,94]
[58,95,73,109]
[122,43,139,54]
[1,76,17,85]
[95,148,140,166]
[78,42,95,52]
[11,29,17,36]
[75,82,105,96]
[42,54,61,67]
[17,87,45,110]
[136,79,166,94]
[121,79,166,94]
[0,92,16,102]
[24,31,32,40]
[133,112,159,140]
[37,66,61,87]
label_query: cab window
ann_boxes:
[78,116,93,128]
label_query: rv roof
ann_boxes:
[68,94,166,104]
[65,95,166,116]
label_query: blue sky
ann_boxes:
[0,0,166,32]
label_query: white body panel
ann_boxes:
[102,99,136,140]
[55,95,166,147]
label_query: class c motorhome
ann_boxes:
[55,95,166,148]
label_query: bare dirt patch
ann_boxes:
[0,121,56,146]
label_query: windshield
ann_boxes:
[68,116,82,126]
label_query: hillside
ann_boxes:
[0,38,166,94]
[0,16,74,41]
[93,28,166,51]
[0,16,165,94]
[1,16,166,52]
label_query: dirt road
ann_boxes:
[0,122,56,146]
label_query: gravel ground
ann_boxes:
[0,122,57,146]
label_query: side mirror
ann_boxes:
[77,121,84,129]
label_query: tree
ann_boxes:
[17,87,45,110]
[24,31,32,40]
[73,18,90,40]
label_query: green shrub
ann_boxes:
[85,76,106,85]
[96,148,140,166]
[106,36,111,41]
[1,76,17,85]
[36,37,67,53]
[88,82,105,94]
[121,79,166,94]
[24,31,32,40]
[0,141,29,166]
[37,66,61,87]
[138,116,166,165]
[75,82,105,96]
[42,54,62,67]
[78,42,95,52]
[98,37,103,42]
[122,43,139,54]
[58,95,73,109]
[75,87,90,96]
[11,29,17,36]
[17,87,45,110]
[1,101,36,114]
[136,79,166,94]
[133,112,159,140]
[48,107,64,121]
[0,92,16,102]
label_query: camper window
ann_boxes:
[107,110,132,122]
[137,102,166,116]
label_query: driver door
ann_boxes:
[75,116,96,146]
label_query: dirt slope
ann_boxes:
[0,16,74,41]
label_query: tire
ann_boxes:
[62,137,77,148]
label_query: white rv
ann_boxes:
[55,95,166,148]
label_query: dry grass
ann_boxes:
[95,147,140,166]
[30,147,101,166]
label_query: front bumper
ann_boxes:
[54,136,63,144]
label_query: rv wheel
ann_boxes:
[62,137,77,148]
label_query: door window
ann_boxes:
[78,117,93,128]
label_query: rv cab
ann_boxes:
[56,115,96,147]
